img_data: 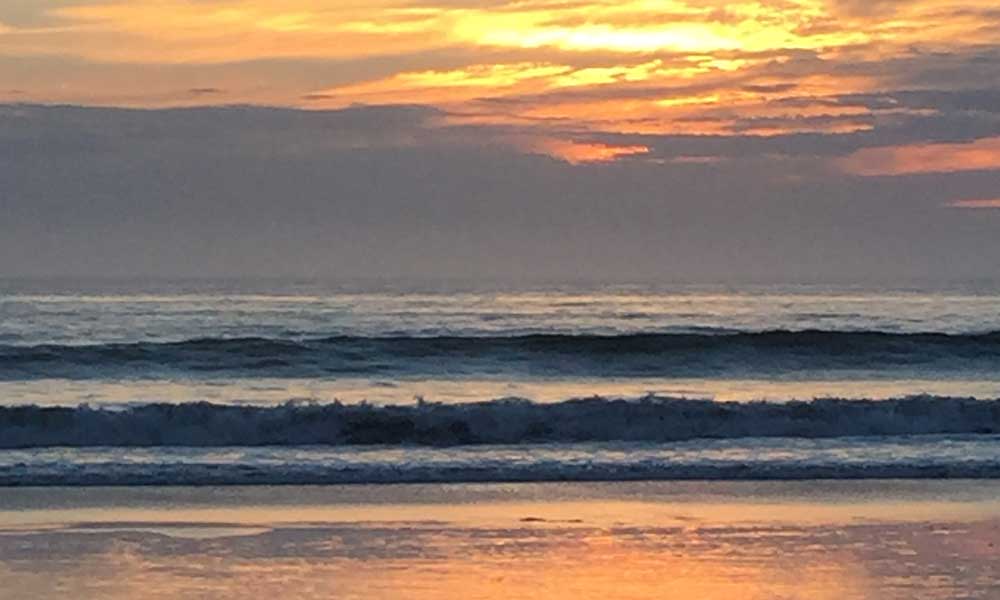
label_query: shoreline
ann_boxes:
[9,473,1000,488]
[4,479,1000,521]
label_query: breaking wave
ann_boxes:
[2,395,999,449]
[3,330,1000,379]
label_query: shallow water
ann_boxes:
[4,435,1000,485]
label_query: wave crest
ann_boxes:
[2,395,999,448]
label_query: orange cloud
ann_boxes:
[838,137,1000,176]
[313,63,572,107]
[528,139,650,164]
[946,198,1000,209]
[3,0,1000,164]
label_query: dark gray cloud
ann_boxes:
[741,83,799,94]
[2,103,999,283]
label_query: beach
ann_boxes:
[10,1,1000,594]
[3,282,1000,598]
[1,480,998,600]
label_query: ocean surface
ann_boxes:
[2,278,1000,485]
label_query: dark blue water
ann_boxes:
[3,279,1000,484]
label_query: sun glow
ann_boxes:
[529,139,651,164]
[475,24,741,53]
[4,0,1000,166]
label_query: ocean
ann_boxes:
[2,278,1000,486]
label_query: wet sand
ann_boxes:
[1,481,998,599]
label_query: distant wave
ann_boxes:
[3,331,1000,379]
[2,396,999,449]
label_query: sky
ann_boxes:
[1,0,1000,283]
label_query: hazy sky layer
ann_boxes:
[1,0,999,282]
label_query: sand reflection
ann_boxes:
[0,482,998,600]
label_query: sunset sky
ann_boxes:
[2,0,999,281]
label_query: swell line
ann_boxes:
[2,330,1000,379]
